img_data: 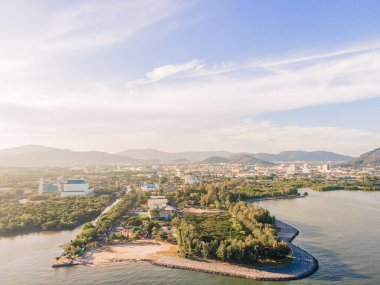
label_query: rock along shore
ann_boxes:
[54,220,318,281]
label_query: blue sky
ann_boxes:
[0,0,379,155]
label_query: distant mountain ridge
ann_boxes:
[253,151,353,162]
[0,145,58,157]
[231,154,274,166]
[118,148,353,162]
[116,149,233,162]
[0,145,136,166]
[344,147,380,167]
[201,155,274,166]
[201,156,231,164]
[0,145,355,166]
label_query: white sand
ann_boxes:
[82,239,177,265]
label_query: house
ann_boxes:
[159,205,176,219]
[141,183,159,192]
[147,198,168,210]
[163,185,178,193]
[147,196,176,219]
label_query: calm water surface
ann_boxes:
[1,189,379,284]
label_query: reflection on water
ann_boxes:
[0,189,379,284]
[254,189,380,284]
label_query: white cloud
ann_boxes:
[198,120,380,156]
[145,59,204,82]
[120,46,380,120]
[0,0,195,88]
[39,1,190,51]
[0,1,192,52]
[0,1,379,154]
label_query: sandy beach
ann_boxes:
[81,238,295,280]
[82,239,178,265]
[78,220,317,281]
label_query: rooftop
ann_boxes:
[66,179,86,184]
[147,198,168,206]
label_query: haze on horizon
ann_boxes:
[0,0,380,156]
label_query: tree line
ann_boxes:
[172,178,300,209]
[176,201,289,264]
[0,195,113,236]
[65,191,138,257]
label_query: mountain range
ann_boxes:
[253,151,353,162]
[117,148,353,162]
[201,154,274,166]
[343,147,380,167]
[116,149,232,162]
[0,145,365,166]
[0,145,136,166]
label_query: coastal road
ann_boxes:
[98,190,140,246]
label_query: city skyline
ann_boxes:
[1,0,380,156]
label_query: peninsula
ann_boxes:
[54,180,318,281]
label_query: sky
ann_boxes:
[0,0,379,156]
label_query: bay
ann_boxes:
[1,189,379,284]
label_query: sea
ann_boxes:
[1,189,379,284]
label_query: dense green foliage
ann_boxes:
[182,213,247,243]
[0,196,112,236]
[176,202,289,264]
[315,185,345,191]
[311,176,380,192]
[65,191,138,256]
[231,201,275,227]
[0,189,27,202]
[95,191,138,234]
[173,179,300,209]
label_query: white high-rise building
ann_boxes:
[286,164,297,175]
[302,164,311,174]
[184,175,203,184]
[61,178,94,196]
[322,163,331,173]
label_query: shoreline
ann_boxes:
[60,220,318,281]
[150,220,318,281]
[245,195,305,203]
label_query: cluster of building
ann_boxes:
[125,160,379,185]
[147,195,176,219]
[183,175,204,184]
[39,177,94,196]
[285,163,331,176]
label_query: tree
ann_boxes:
[155,232,168,241]
[150,209,160,220]
[215,199,221,209]
[201,242,211,258]
[216,241,227,261]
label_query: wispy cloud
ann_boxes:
[145,59,204,82]
[0,1,379,154]
[0,0,195,81]
[123,44,380,118]
[39,1,192,51]
[3,43,380,153]
[199,120,380,156]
